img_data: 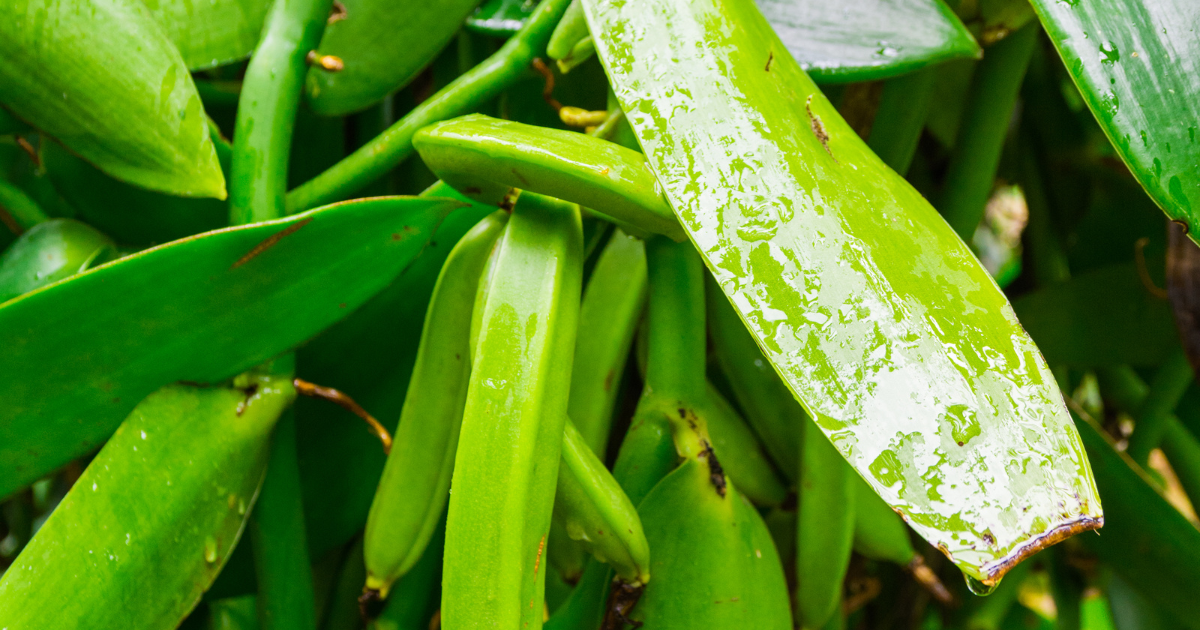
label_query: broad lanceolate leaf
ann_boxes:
[1029,0,1200,234]
[756,0,980,83]
[585,0,1101,583]
[0,0,226,198]
[0,377,293,629]
[306,0,479,116]
[142,0,271,71]
[0,196,461,500]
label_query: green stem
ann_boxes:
[0,181,49,232]
[230,1,331,627]
[284,0,573,213]
[252,409,319,630]
[1018,132,1070,286]
[230,0,334,224]
[1097,363,1200,508]
[939,23,1038,240]
[866,68,935,176]
[643,236,706,405]
[1127,347,1195,464]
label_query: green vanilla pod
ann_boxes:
[229,0,333,224]
[547,0,596,72]
[0,179,49,233]
[706,274,801,481]
[363,211,509,598]
[586,0,1102,584]
[0,0,225,198]
[700,382,788,507]
[285,0,573,212]
[850,471,952,604]
[414,115,683,240]
[0,195,461,501]
[569,228,648,456]
[305,0,479,116]
[795,418,855,629]
[629,459,792,630]
[441,192,583,630]
[369,515,444,630]
[142,0,272,71]
[552,420,651,585]
[547,520,588,585]
[0,218,117,304]
[0,374,295,629]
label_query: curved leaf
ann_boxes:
[0,0,225,198]
[465,0,536,36]
[1029,0,1200,233]
[306,0,480,116]
[142,0,272,71]
[757,0,981,83]
[585,0,1101,583]
[0,196,461,500]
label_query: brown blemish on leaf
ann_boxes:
[978,514,1104,585]
[511,168,531,187]
[328,0,347,23]
[604,369,615,392]
[231,217,313,269]
[533,535,547,578]
[805,95,835,161]
[15,136,39,167]
[764,50,774,72]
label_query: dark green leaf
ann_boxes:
[143,0,271,71]
[0,196,461,500]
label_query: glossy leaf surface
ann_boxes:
[0,218,116,303]
[0,377,294,629]
[0,0,225,198]
[585,0,1101,582]
[756,0,980,83]
[306,0,479,115]
[465,0,536,36]
[0,196,460,500]
[1029,0,1200,234]
[143,0,271,70]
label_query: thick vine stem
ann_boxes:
[284,0,574,213]
[229,0,334,224]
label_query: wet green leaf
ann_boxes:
[757,0,981,83]
[1029,0,1200,235]
[0,196,461,500]
[465,0,537,36]
[585,0,1101,583]
[0,0,226,198]
[306,0,479,116]
[143,0,271,71]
